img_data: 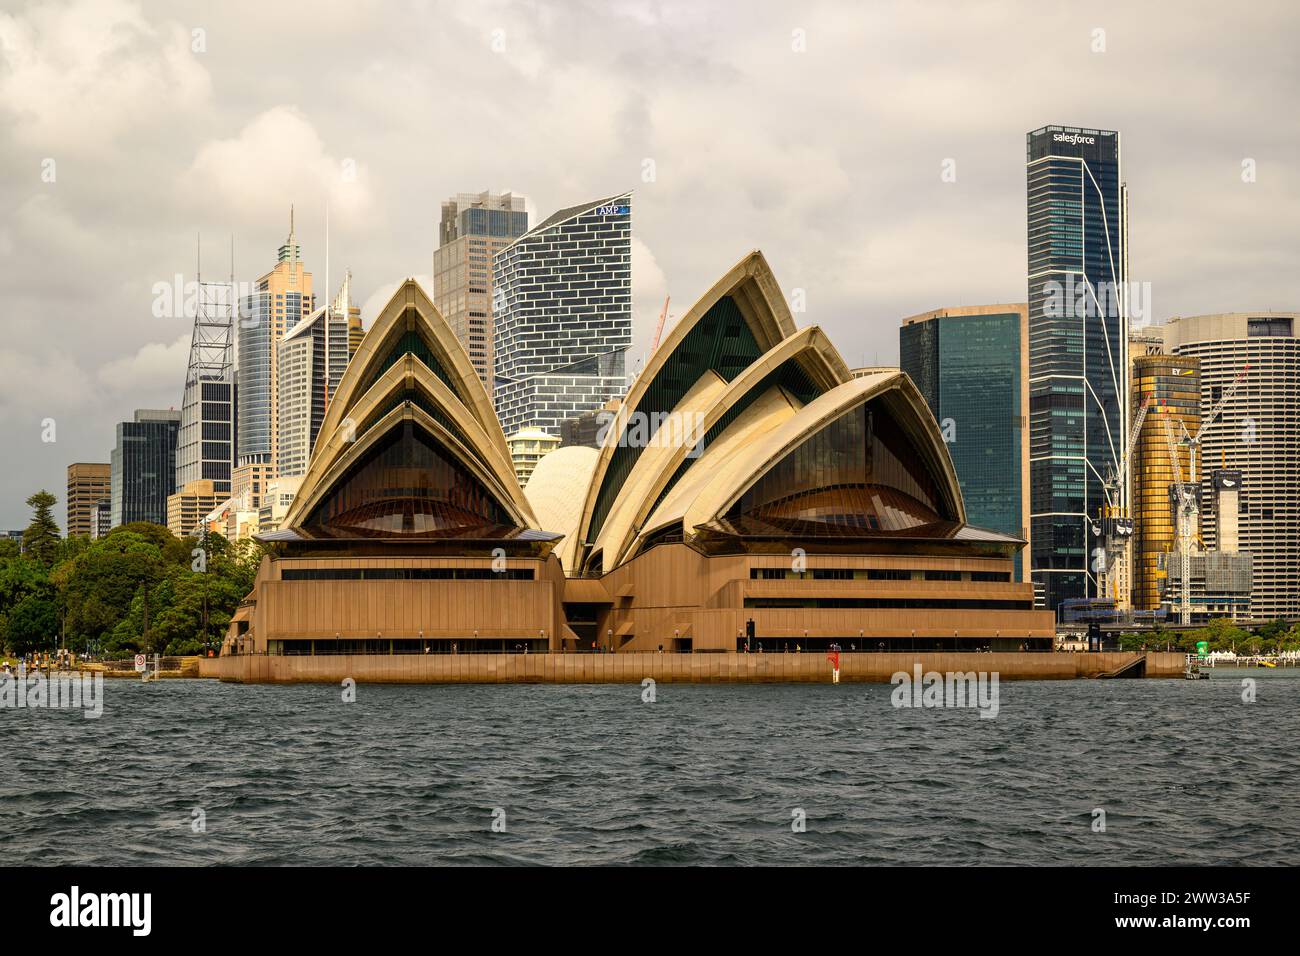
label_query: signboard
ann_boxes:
[134,654,147,673]
[594,204,629,216]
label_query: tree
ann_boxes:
[5,593,58,655]
[53,528,170,650]
[22,490,61,567]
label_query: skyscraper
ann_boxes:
[432,191,529,389]
[900,305,1030,581]
[66,462,111,538]
[176,264,235,495]
[276,275,357,479]
[236,209,315,476]
[1163,312,1300,619]
[1128,354,1201,611]
[110,409,181,527]
[1026,126,1129,610]
[493,192,632,437]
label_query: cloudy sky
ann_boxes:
[1,0,1296,527]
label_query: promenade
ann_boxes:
[199,650,1186,684]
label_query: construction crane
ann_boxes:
[650,296,671,352]
[1093,395,1151,605]
[1160,364,1250,625]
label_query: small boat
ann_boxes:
[1256,660,1277,668]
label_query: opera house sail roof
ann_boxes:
[525,250,1015,574]
[226,250,1047,662]
[267,279,553,551]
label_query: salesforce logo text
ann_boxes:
[1052,132,1096,146]
[50,886,151,937]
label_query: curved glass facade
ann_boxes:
[725,399,947,535]
[304,420,513,538]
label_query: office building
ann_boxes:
[1026,125,1129,609]
[1129,354,1201,610]
[900,305,1030,580]
[231,461,274,514]
[166,479,223,537]
[561,398,621,448]
[1163,312,1300,619]
[432,191,528,388]
[66,462,111,537]
[110,409,181,527]
[257,476,301,534]
[237,209,315,473]
[276,276,357,479]
[90,499,111,539]
[176,270,236,495]
[493,192,632,437]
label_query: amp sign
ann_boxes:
[595,204,630,216]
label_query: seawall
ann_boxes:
[199,651,1185,684]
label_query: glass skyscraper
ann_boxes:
[900,305,1030,580]
[1026,126,1129,610]
[110,409,181,527]
[492,193,632,437]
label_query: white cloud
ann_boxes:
[96,333,191,397]
[0,0,209,150]
[360,275,436,325]
[181,106,372,222]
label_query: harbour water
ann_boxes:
[3,671,1297,866]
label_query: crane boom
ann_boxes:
[1162,411,1185,492]
[1111,395,1152,493]
[650,295,671,352]
[1192,363,1249,444]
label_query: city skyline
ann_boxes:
[2,0,1298,526]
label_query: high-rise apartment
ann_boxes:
[236,209,315,474]
[110,409,181,527]
[432,191,529,389]
[493,192,632,437]
[276,276,358,478]
[66,462,111,537]
[506,427,561,486]
[1026,126,1129,609]
[900,305,1030,581]
[1163,312,1300,619]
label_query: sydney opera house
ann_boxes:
[223,252,1054,658]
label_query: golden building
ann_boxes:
[224,252,1051,658]
[1129,355,1200,610]
[66,462,111,537]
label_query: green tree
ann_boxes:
[5,592,58,655]
[21,490,61,566]
[53,527,171,651]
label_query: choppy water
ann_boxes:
[2,670,1297,865]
